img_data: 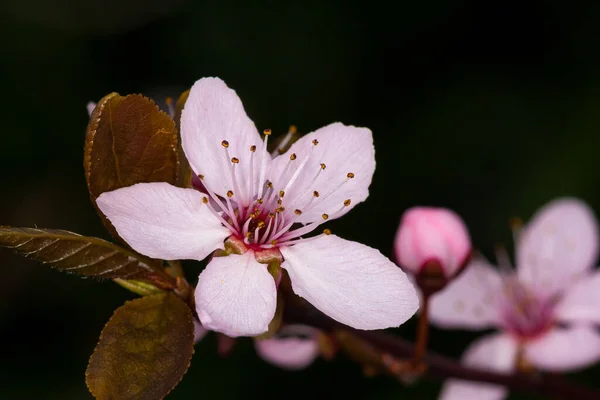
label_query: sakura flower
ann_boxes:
[395,207,471,292]
[194,322,322,370]
[429,198,600,400]
[96,77,418,337]
[254,325,322,370]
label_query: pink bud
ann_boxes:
[394,207,471,292]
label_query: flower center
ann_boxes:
[499,278,555,340]
[198,129,354,250]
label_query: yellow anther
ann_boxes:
[320,163,327,170]
[323,229,332,235]
[289,125,297,134]
[198,174,204,180]
[231,157,239,164]
[263,128,272,136]
[276,206,285,213]
[250,145,257,152]
[279,190,285,198]
[322,213,329,220]
[221,140,229,148]
[294,209,302,215]
[257,198,264,204]
[268,212,276,218]
[202,197,209,204]
[258,221,266,228]
[313,190,320,197]
[290,153,297,160]
[312,139,319,146]
[347,172,355,179]
[344,199,351,207]
[266,182,273,189]
[271,240,278,246]
[277,199,283,206]
[227,190,234,198]
[166,97,173,106]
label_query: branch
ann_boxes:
[285,307,600,400]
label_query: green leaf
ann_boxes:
[86,293,195,400]
[0,227,170,281]
[85,93,179,242]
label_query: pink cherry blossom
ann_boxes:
[96,77,419,337]
[394,207,471,283]
[429,198,600,400]
[254,325,321,370]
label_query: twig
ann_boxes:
[285,307,600,400]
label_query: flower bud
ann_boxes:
[394,207,471,294]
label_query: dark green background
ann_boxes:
[1,0,599,398]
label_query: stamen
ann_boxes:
[290,153,297,160]
[231,157,239,164]
[198,174,204,180]
[279,190,285,198]
[227,190,234,198]
[347,172,355,179]
[320,163,326,170]
[344,199,351,207]
[322,213,329,220]
[221,140,229,148]
[257,130,271,198]
[270,125,297,157]
[250,145,257,152]
[201,196,236,232]
[312,139,319,146]
[294,209,302,215]
[313,191,320,197]
[165,97,175,118]
[323,229,332,235]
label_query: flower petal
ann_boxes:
[195,251,277,337]
[429,259,502,330]
[269,123,375,224]
[96,182,230,260]
[439,333,517,400]
[181,77,268,203]
[280,234,418,330]
[555,271,600,324]
[87,101,96,117]
[517,198,599,297]
[254,325,320,370]
[524,326,600,371]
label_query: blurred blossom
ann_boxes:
[394,207,471,292]
[429,198,600,400]
[95,77,419,337]
[194,322,321,370]
[254,325,321,370]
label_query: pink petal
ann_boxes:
[254,325,320,370]
[87,102,96,117]
[440,333,517,400]
[280,234,418,330]
[394,207,471,278]
[555,271,600,324]
[96,182,230,260]
[194,320,209,343]
[429,259,502,330]
[195,251,277,337]
[524,326,600,371]
[269,123,375,224]
[517,198,599,297]
[180,77,268,202]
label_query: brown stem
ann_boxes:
[284,307,600,400]
[413,293,430,365]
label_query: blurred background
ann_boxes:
[1,0,600,398]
